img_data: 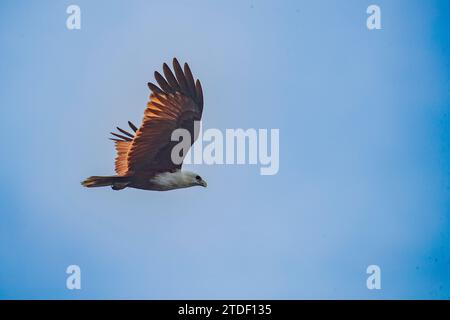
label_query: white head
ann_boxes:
[151,170,207,190]
[181,171,208,188]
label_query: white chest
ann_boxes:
[149,171,192,190]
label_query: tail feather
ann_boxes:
[81,176,130,190]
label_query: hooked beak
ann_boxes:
[200,180,207,188]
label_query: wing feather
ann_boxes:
[110,132,132,141]
[183,63,197,99]
[163,63,181,90]
[128,121,138,132]
[154,71,174,94]
[147,82,163,95]
[173,58,190,95]
[116,127,134,138]
[195,79,204,113]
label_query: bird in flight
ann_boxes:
[82,58,207,191]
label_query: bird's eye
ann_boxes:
[195,175,201,180]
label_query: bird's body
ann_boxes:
[82,58,207,191]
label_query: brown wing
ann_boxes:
[110,58,204,176]
[110,121,137,176]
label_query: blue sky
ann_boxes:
[0,0,449,299]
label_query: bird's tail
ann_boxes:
[81,175,130,190]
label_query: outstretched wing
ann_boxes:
[110,58,204,176]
